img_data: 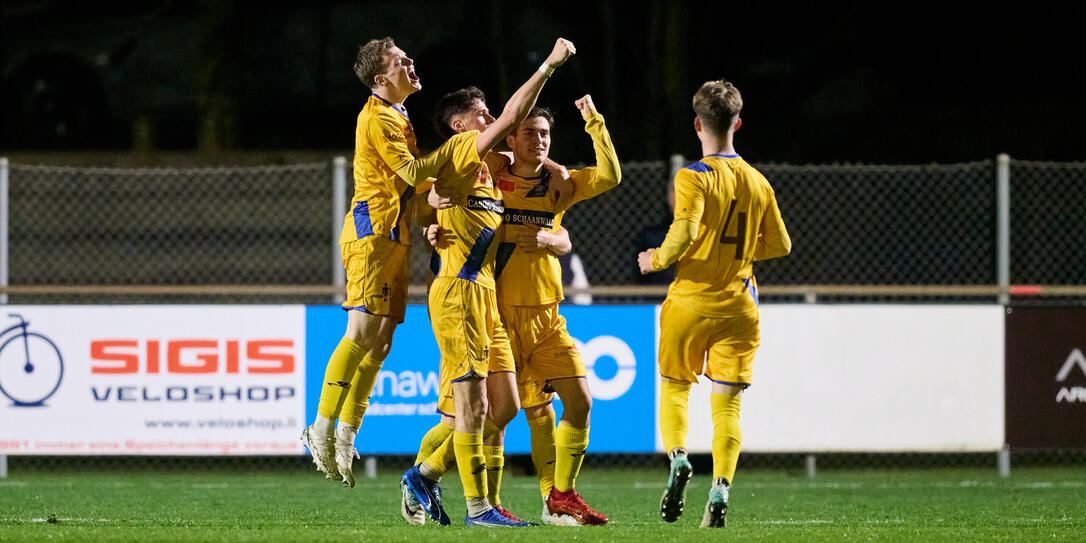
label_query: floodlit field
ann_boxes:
[1,466,1084,541]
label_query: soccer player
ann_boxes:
[492,97,619,525]
[300,37,429,487]
[401,38,577,528]
[637,80,791,528]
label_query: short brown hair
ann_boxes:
[433,86,487,140]
[518,107,555,132]
[692,80,743,135]
[353,37,396,89]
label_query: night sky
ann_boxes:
[3,1,1084,164]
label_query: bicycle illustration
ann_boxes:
[0,314,64,407]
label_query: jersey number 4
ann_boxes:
[720,199,747,259]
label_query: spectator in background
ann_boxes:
[558,251,592,305]
[633,177,676,285]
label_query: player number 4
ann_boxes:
[720,199,747,259]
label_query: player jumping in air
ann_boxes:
[638,80,791,528]
[301,37,429,487]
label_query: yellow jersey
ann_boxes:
[340,93,420,246]
[429,131,506,291]
[493,111,621,306]
[654,154,790,316]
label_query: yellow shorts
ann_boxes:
[430,277,515,416]
[341,236,409,323]
[500,303,585,409]
[658,294,760,387]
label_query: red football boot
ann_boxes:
[546,487,608,525]
[493,504,526,523]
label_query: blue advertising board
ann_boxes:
[305,304,657,454]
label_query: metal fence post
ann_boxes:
[365,456,377,479]
[997,154,1010,305]
[332,156,347,305]
[998,444,1011,477]
[1,157,8,306]
[669,153,685,182]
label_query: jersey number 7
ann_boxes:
[720,199,747,259]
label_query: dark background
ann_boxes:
[3,0,1084,164]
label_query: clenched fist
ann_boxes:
[545,38,576,68]
[574,95,596,120]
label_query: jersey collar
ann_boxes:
[371,92,409,120]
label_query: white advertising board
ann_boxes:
[658,305,1005,453]
[0,306,306,455]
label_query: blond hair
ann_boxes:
[353,37,396,89]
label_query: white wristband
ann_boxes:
[538,62,555,78]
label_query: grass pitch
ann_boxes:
[1,464,1084,541]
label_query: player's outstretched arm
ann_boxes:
[754,187,792,261]
[476,38,576,156]
[394,135,462,187]
[641,172,704,273]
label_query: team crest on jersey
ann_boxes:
[476,164,491,187]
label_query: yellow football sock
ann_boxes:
[659,380,692,454]
[421,434,455,480]
[711,392,743,483]
[484,445,504,506]
[553,421,589,492]
[480,419,504,504]
[482,418,502,441]
[415,422,453,466]
[316,337,366,419]
[453,431,487,500]
[527,412,557,497]
[338,354,383,428]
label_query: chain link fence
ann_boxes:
[2,155,1084,472]
[4,156,1085,303]
[5,161,334,304]
[1010,160,1086,286]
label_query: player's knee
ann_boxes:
[459,398,488,431]
[489,398,518,427]
[370,341,393,360]
[567,397,591,427]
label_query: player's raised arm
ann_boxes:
[476,38,576,156]
[569,94,621,201]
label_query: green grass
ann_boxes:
[1,466,1085,541]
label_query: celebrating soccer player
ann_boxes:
[638,80,791,528]
[399,38,577,528]
[300,37,428,487]
[492,96,620,525]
